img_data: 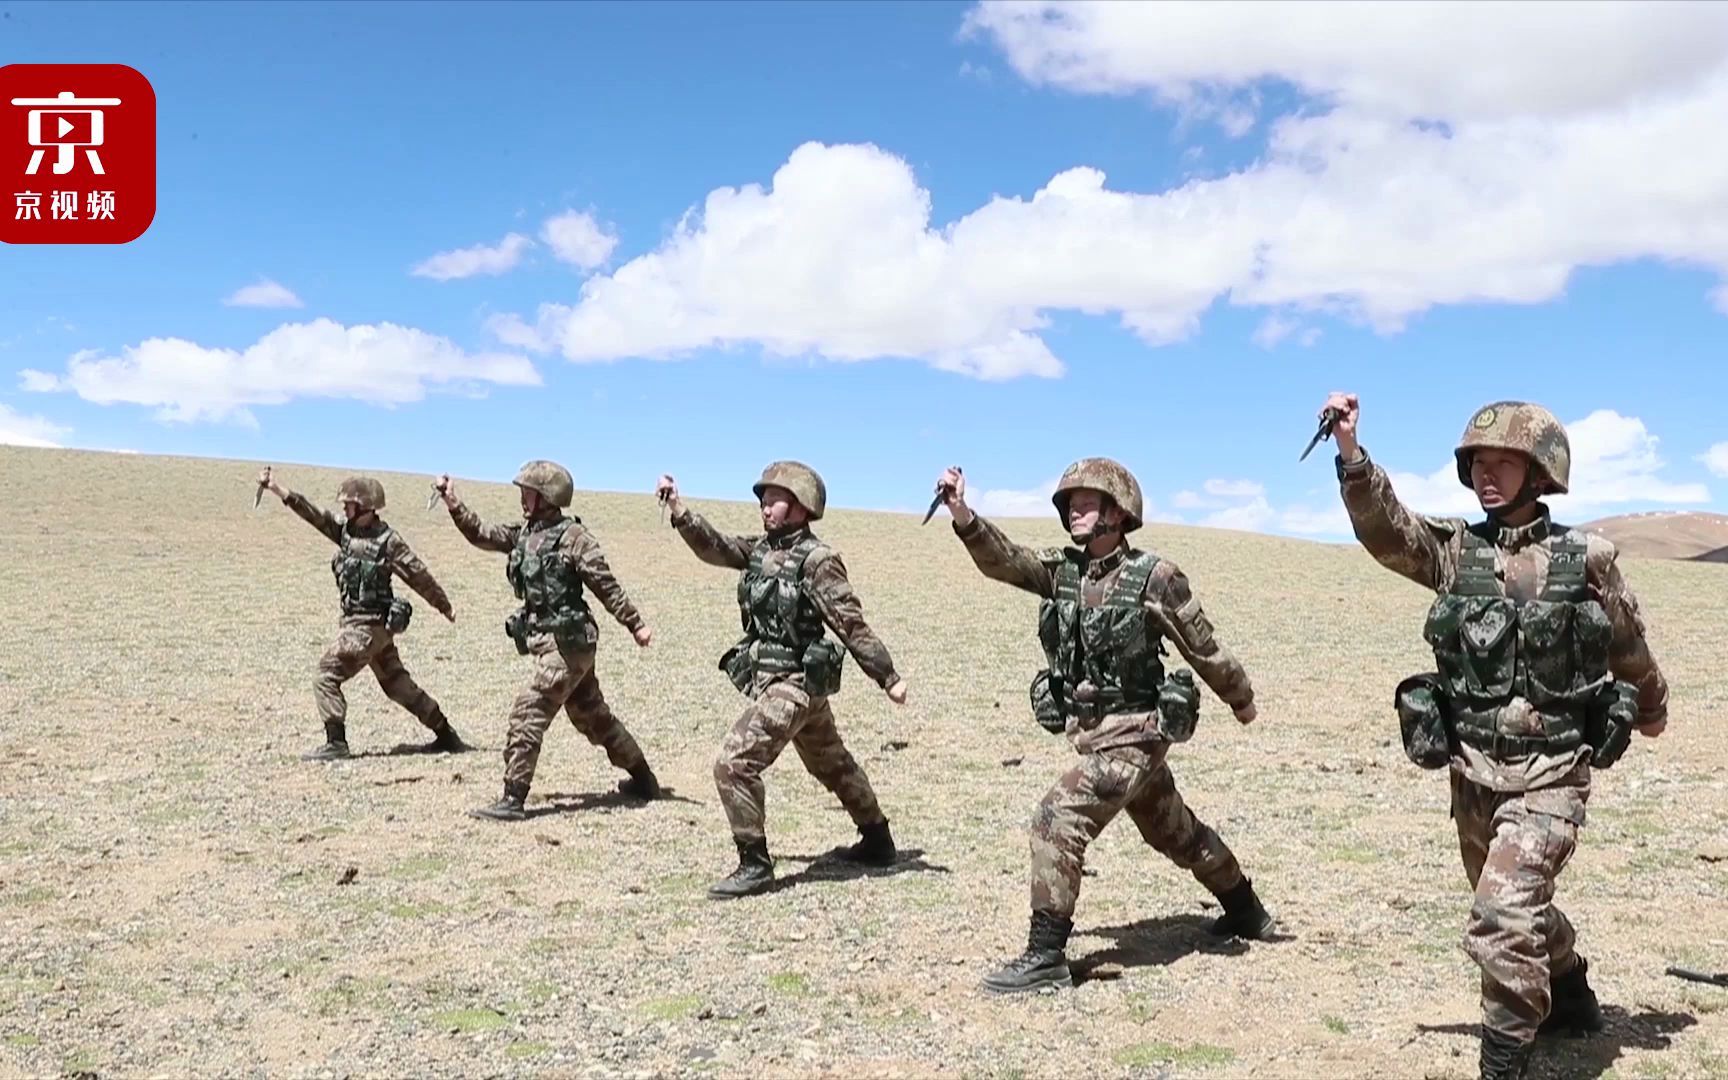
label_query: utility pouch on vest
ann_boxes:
[720,639,756,696]
[1029,669,1068,734]
[505,609,530,655]
[539,610,597,653]
[1156,669,1200,743]
[1586,680,1636,769]
[385,598,413,634]
[801,637,843,697]
[1394,672,1453,769]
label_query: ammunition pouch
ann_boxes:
[801,637,844,698]
[1155,670,1200,743]
[505,606,597,655]
[1585,680,1636,769]
[719,640,754,694]
[721,637,838,698]
[1395,672,1453,769]
[1029,669,1068,734]
[505,610,530,655]
[384,598,413,634]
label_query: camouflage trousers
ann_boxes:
[315,623,446,731]
[713,679,884,843]
[503,634,647,791]
[1030,745,1244,919]
[1451,769,1590,1041]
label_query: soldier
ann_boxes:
[932,459,1275,995]
[655,462,910,899]
[256,468,471,761]
[435,461,662,820]
[1323,393,1669,1080]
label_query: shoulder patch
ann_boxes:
[1579,528,1619,564]
[1421,514,1466,539]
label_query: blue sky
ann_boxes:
[5,1,1727,536]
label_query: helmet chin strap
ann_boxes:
[1071,510,1123,547]
[1484,467,1543,521]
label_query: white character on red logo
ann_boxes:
[10,90,121,176]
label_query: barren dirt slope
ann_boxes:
[1579,512,1728,563]
[1,446,1724,1080]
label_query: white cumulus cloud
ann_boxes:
[541,210,619,271]
[0,402,68,447]
[411,233,536,281]
[20,318,540,425]
[963,0,1728,331]
[964,0,1728,122]
[222,278,304,309]
[1698,441,1728,479]
[968,476,1059,518]
[490,6,1728,377]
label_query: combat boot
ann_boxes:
[397,719,473,755]
[708,837,774,899]
[1208,876,1276,940]
[468,781,529,821]
[302,723,351,761]
[981,909,1074,994]
[831,820,896,866]
[1479,1028,1534,1080]
[618,763,662,800]
[1540,955,1604,1036]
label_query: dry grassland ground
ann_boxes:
[1,446,1725,1080]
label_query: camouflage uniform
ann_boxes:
[669,461,904,898]
[1339,401,1668,1079]
[446,461,659,819]
[957,459,1273,995]
[281,477,466,759]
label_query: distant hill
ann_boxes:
[1578,511,1728,562]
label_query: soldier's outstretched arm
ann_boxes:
[386,534,455,622]
[275,483,344,545]
[564,525,647,635]
[441,489,519,554]
[804,550,903,693]
[1142,560,1256,720]
[1587,535,1670,732]
[1324,393,1459,591]
[936,466,1057,597]
[952,514,1058,598]
[656,474,754,569]
[1337,453,1461,592]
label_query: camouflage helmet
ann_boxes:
[513,459,574,508]
[1454,401,1571,495]
[752,460,826,521]
[336,476,386,511]
[1052,457,1144,532]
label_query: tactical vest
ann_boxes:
[331,524,395,617]
[1422,526,1609,756]
[506,518,596,639]
[1037,549,1166,718]
[734,534,828,676]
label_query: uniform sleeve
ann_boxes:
[1143,558,1254,712]
[952,514,1059,598]
[386,533,454,619]
[565,524,645,633]
[445,494,520,554]
[1338,450,1462,592]
[670,507,757,571]
[1586,535,1669,725]
[282,489,344,545]
[804,549,900,690]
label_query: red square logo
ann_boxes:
[0,64,156,245]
